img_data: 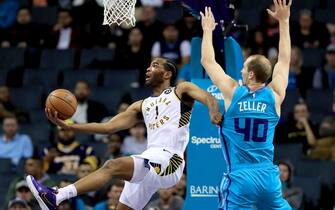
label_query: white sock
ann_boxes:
[56,184,77,205]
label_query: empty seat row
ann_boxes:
[0,48,115,72]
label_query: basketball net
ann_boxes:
[103,0,136,26]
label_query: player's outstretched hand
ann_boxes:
[210,111,223,125]
[267,0,292,22]
[200,6,217,31]
[45,108,71,129]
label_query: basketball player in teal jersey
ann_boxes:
[25,57,222,210]
[201,0,292,209]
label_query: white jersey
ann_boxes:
[141,87,192,156]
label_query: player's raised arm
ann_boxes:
[200,7,238,102]
[268,0,292,103]
[46,100,143,134]
[176,82,222,125]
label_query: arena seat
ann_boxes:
[0,173,16,206]
[0,158,13,173]
[294,176,321,208]
[62,70,101,87]
[19,123,51,144]
[10,87,43,110]
[40,49,75,72]
[49,174,78,183]
[274,143,303,165]
[0,71,6,85]
[91,88,125,114]
[302,48,325,68]
[31,6,58,26]
[0,48,25,72]
[306,89,333,123]
[238,8,261,30]
[281,90,300,120]
[90,142,108,160]
[128,87,151,101]
[29,110,48,124]
[327,0,335,9]
[103,69,139,89]
[291,0,320,10]
[23,69,59,88]
[315,9,335,24]
[157,4,183,24]
[79,48,115,69]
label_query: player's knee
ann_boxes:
[102,159,122,174]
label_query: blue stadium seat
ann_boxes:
[90,142,107,160]
[157,5,183,24]
[40,49,75,72]
[315,9,335,24]
[274,143,303,165]
[238,9,261,30]
[0,158,13,173]
[302,49,325,68]
[103,69,139,89]
[79,49,114,69]
[91,88,126,114]
[62,70,101,87]
[281,90,300,120]
[23,69,59,88]
[19,123,50,144]
[293,176,321,208]
[240,0,269,9]
[0,48,25,72]
[0,70,6,85]
[29,110,48,124]
[10,87,43,110]
[291,0,320,9]
[128,87,151,101]
[31,6,58,26]
[0,173,16,206]
[306,89,333,123]
[328,71,335,89]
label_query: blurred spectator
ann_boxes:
[58,180,86,210]
[13,180,39,210]
[176,15,201,41]
[46,9,81,49]
[72,80,109,124]
[103,133,124,162]
[0,86,30,123]
[259,4,279,49]
[145,187,183,210]
[247,29,268,55]
[6,7,42,48]
[308,116,335,161]
[121,122,147,155]
[0,115,32,165]
[325,44,335,72]
[279,161,303,209]
[5,156,56,205]
[151,24,191,67]
[0,0,19,30]
[93,180,125,210]
[174,173,186,199]
[276,103,318,154]
[43,119,98,174]
[137,6,163,48]
[114,27,151,86]
[7,198,30,210]
[291,9,330,49]
[77,162,96,209]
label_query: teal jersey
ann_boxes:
[221,85,279,171]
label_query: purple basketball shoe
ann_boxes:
[26,175,57,210]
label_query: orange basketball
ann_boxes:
[45,89,77,120]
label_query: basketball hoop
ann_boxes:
[103,0,136,26]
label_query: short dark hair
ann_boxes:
[3,114,17,121]
[278,160,293,186]
[75,80,91,89]
[162,58,177,85]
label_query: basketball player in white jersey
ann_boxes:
[26,57,222,210]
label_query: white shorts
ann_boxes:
[119,147,185,210]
